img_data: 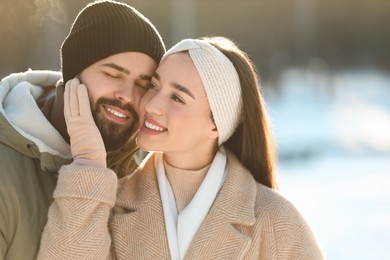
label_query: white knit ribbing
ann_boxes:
[163,39,242,145]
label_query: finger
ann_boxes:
[77,84,93,118]
[64,80,71,121]
[69,78,80,117]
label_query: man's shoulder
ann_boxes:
[0,142,57,260]
[0,141,56,188]
[0,142,36,186]
[0,140,28,163]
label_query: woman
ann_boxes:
[39,37,324,259]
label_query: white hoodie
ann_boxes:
[0,69,71,159]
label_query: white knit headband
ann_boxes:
[163,39,242,145]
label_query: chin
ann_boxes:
[136,136,150,151]
[139,140,163,153]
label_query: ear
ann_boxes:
[207,124,219,140]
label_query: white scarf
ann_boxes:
[155,146,227,260]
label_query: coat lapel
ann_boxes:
[108,151,258,259]
[109,153,171,259]
[185,151,258,259]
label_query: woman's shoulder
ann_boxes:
[254,182,307,223]
[249,183,324,258]
[225,149,305,220]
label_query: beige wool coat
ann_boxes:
[39,150,324,259]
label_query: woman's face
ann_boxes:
[137,52,218,158]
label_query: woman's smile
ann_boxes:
[141,117,167,135]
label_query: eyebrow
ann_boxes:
[101,63,130,74]
[102,63,152,81]
[153,72,195,99]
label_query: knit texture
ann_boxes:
[38,150,325,259]
[61,0,165,83]
[163,39,242,145]
[164,160,210,213]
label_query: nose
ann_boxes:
[143,91,163,117]
[114,82,136,103]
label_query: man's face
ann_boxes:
[79,52,157,151]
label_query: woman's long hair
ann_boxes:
[205,37,278,189]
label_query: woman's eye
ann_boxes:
[171,94,184,104]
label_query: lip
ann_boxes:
[103,105,131,124]
[140,116,167,135]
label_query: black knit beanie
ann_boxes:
[61,0,166,83]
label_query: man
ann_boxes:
[0,1,165,259]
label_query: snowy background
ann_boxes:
[265,68,390,259]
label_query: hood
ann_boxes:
[0,70,72,159]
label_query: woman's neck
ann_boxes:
[163,160,210,212]
[163,143,218,171]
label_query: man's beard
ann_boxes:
[90,97,138,151]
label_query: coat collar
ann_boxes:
[185,150,257,259]
[115,152,161,210]
[112,150,258,259]
[110,153,170,259]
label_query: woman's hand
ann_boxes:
[64,78,107,168]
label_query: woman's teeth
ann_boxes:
[145,121,165,131]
